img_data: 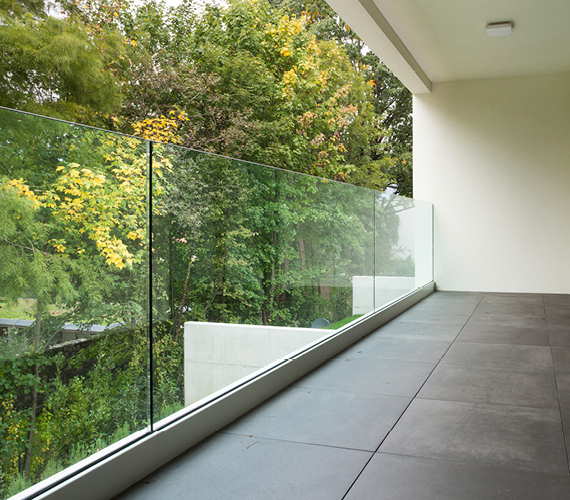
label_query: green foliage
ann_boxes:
[151,321,184,420]
[0,114,153,330]
[0,347,52,488]
[0,0,412,189]
[0,107,153,497]
[0,107,414,499]
[273,0,413,195]
[0,326,150,498]
[0,177,77,315]
[37,332,148,462]
[158,150,389,329]
[326,313,362,330]
[0,0,128,124]
[117,0,390,185]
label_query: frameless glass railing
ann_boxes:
[0,108,151,500]
[0,107,432,499]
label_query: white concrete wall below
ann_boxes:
[26,285,432,500]
[184,323,329,405]
[352,276,417,314]
[414,73,570,293]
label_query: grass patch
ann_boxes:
[0,298,36,319]
[0,298,66,320]
[326,314,362,330]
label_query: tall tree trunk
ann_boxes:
[168,221,175,322]
[173,255,194,343]
[299,238,306,270]
[270,230,277,291]
[23,300,42,478]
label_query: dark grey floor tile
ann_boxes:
[222,386,410,451]
[344,453,570,500]
[542,294,570,309]
[550,325,570,347]
[412,293,482,306]
[116,433,372,500]
[475,301,546,316]
[292,357,435,397]
[402,303,478,317]
[465,313,548,331]
[419,291,485,303]
[485,292,544,300]
[546,310,570,327]
[456,323,550,346]
[418,365,559,409]
[560,401,570,467]
[380,399,568,474]
[333,336,451,362]
[544,294,570,306]
[545,300,570,311]
[115,291,570,500]
[393,307,473,324]
[416,301,482,310]
[439,343,553,373]
[552,347,570,404]
[371,319,463,341]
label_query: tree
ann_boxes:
[0,109,158,488]
[116,0,387,184]
[0,0,129,125]
[0,1,417,493]
[0,0,411,191]
[0,177,77,479]
[273,0,413,195]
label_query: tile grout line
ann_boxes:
[415,394,561,412]
[544,294,570,473]
[339,292,487,500]
[371,450,570,477]
[215,430,384,453]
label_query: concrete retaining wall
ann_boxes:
[352,276,417,315]
[184,322,329,405]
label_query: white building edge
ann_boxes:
[327,0,570,295]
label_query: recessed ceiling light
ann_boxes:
[486,21,513,37]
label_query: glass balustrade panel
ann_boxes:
[0,108,151,499]
[0,106,433,497]
[153,147,376,417]
[373,191,432,310]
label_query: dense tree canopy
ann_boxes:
[273,0,413,193]
[0,0,413,193]
[0,0,128,124]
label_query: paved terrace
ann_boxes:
[117,292,570,499]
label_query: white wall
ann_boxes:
[352,276,417,314]
[414,73,570,293]
[184,322,329,405]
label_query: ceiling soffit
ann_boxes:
[325,0,570,93]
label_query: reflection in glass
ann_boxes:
[0,107,433,499]
[371,191,417,310]
[0,108,150,498]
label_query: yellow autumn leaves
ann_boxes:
[5,179,41,208]
[265,14,304,60]
[4,135,171,270]
[133,109,189,145]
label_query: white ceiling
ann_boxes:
[326,0,570,93]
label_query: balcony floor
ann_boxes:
[117,291,570,499]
